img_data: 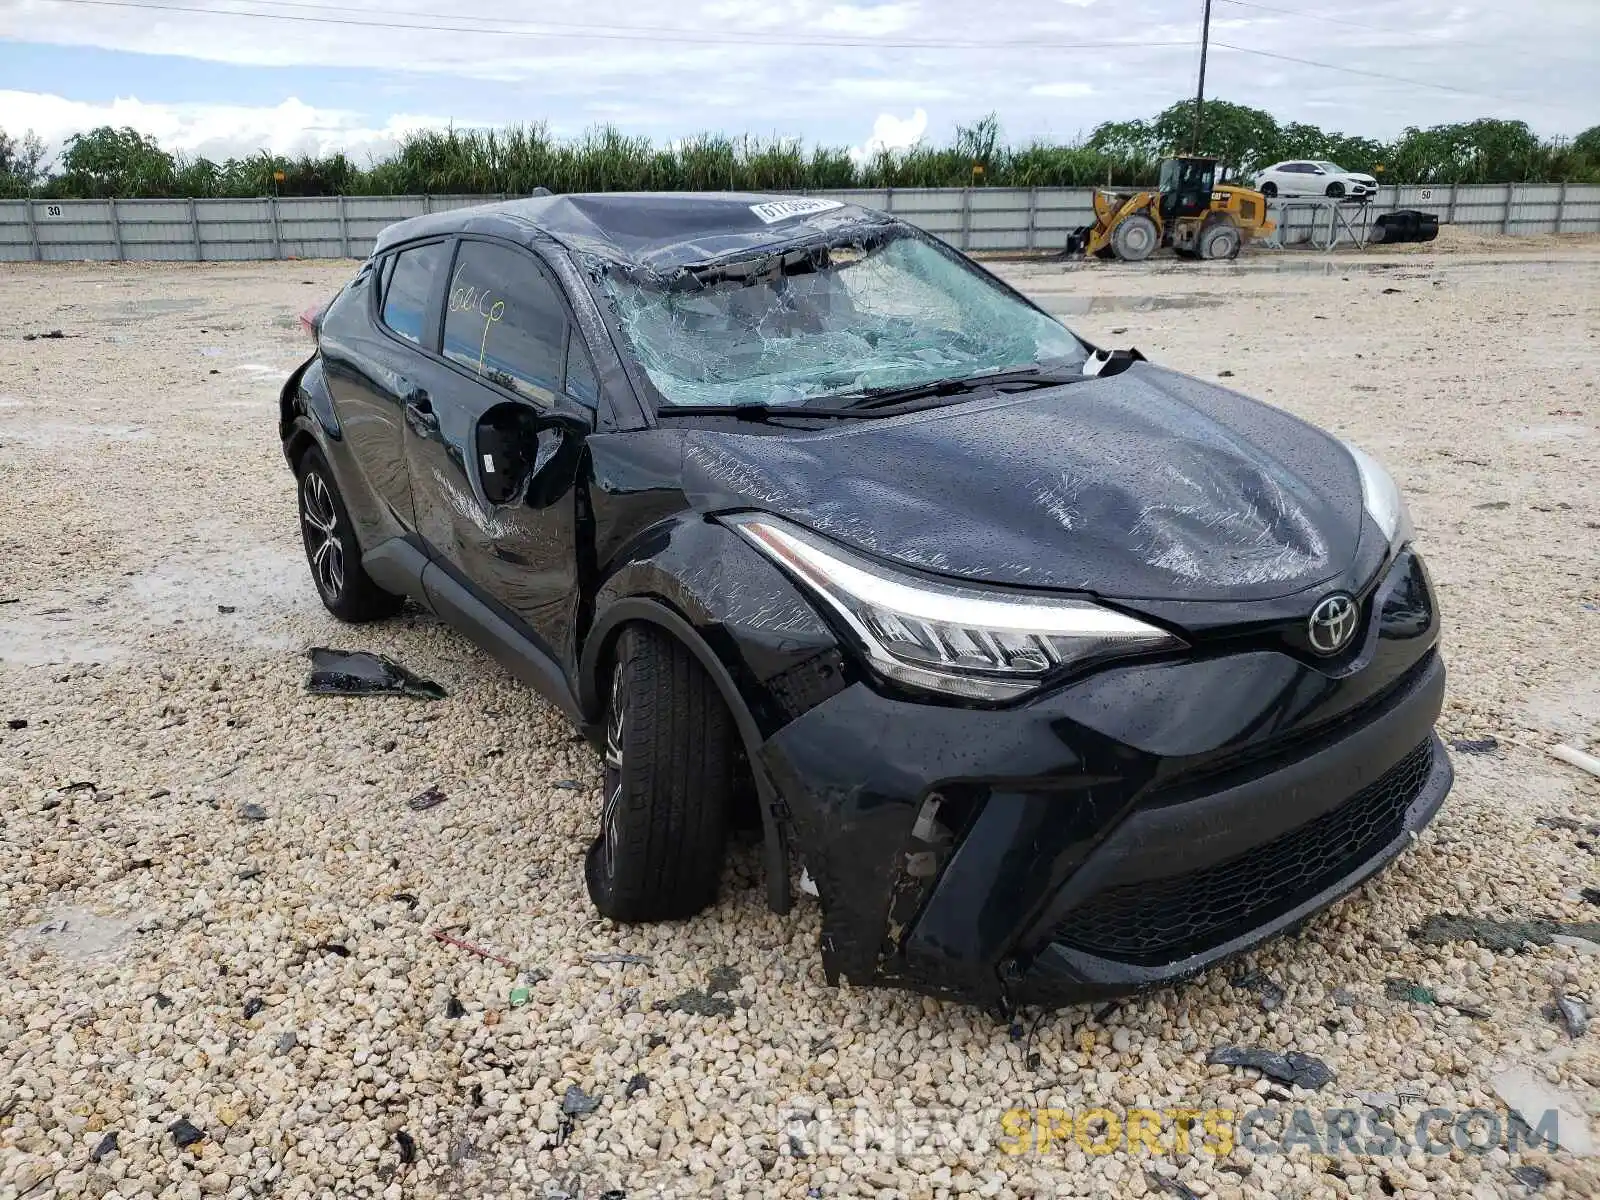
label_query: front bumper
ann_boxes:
[759,549,1451,1007]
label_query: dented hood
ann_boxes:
[680,362,1366,603]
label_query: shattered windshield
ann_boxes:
[597,230,1085,409]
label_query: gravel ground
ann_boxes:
[1,238,1598,1200]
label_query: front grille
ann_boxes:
[1055,740,1435,963]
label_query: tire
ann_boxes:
[1109,213,1159,262]
[1200,220,1242,261]
[585,625,733,922]
[1259,181,1278,197]
[1326,182,1346,199]
[296,446,404,623]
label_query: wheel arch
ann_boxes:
[285,422,319,472]
[579,596,760,756]
[578,594,795,914]
[279,354,340,469]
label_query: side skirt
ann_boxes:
[360,538,587,729]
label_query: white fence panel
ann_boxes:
[0,185,1597,262]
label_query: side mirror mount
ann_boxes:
[474,404,583,510]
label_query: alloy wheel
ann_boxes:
[301,471,345,599]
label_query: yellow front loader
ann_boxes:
[1068,156,1274,262]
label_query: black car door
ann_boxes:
[403,236,597,668]
[320,238,451,534]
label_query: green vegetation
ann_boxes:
[0,127,49,195]
[4,102,1597,200]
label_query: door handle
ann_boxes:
[403,386,438,436]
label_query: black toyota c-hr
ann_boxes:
[280,192,1451,1008]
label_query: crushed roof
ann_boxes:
[373,192,894,272]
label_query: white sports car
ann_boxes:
[1252,160,1379,200]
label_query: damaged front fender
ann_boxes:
[579,516,847,733]
[577,515,854,914]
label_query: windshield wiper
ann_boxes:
[834,365,1085,411]
[655,402,889,422]
[652,364,1088,422]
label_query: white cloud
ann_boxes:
[0,91,462,163]
[849,108,928,163]
[829,77,960,102]
[1030,82,1095,99]
[0,0,1593,156]
[815,3,917,35]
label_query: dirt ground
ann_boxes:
[1,237,1598,1200]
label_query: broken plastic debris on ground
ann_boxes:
[1549,991,1591,1038]
[405,784,448,812]
[1413,912,1600,952]
[304,647,446,699]
[1206,1045,1335,1090]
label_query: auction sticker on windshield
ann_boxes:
[749,198,844,224]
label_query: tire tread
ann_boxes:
[588,625,731,921]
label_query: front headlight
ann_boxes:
[725,515,1185,701]
[1343,441,1413,549]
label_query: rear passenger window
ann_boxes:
[381,242,446,344]
[565,335,599,406]
[443,242,566,401]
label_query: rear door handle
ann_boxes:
[403,386,438,436]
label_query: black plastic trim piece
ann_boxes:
[418,561,587,727]
[361,539,429,608]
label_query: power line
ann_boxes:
[1212,42,1531,105]
[1215,0,1593,63]
[99,0,1084,46]
[21,0,1572,111]
[28,0,1200,51]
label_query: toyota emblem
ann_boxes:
[1308,593,1358,655]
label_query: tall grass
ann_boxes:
[20,107,1600,199]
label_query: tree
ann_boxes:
[1386,118,1550,184]
[1150,100,1280,178]
[1087,118,1160,161]
[1569,124,1600,162]
[58,126,176,197]
[0,127,48,196]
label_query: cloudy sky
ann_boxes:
[0,0,1594,164]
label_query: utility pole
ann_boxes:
[1192,0,1213,152]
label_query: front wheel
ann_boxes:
[1326,182,1346,199]
[1201,220,1242,261]
[1259,181,1278,197]
[585,626,733,922]
[1110,213,1159,262]
[296,446,403,623]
